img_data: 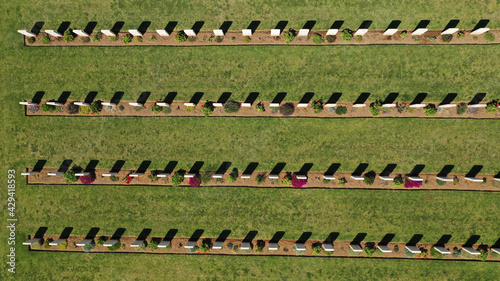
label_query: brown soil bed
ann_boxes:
[25,101,500,119]
[25,29,500,47]
[26,168,500,192]
[28,234,500,262]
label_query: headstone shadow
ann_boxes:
[302,21,316,30]
[57,21,71,34]
[57,91,71,104]
[111,22,125,34]
[247,21,260,33]
[437,165,454,177]
[243,162,259,176]
[330,21,344,30]
[296,232,312,244]
[220,21,232,33]
[352,163,369,176]
[111,160,125,173]
[469,93,486,105]
[244,92,259,104]
[411,93,427,105]
[381,164,397,177]
[473,19,489,31]
[383,92,399,104]
[33,160,47,172]
[379,233,395,246]
[111,92,124,104]
[299,92,314,104]
[189,161,204,174]
[270,231,285,243]
[137,21,151,34]
[84,91,98,104]
[136,161,152,174]
[407,234,423,245]
[387,20,401,30]
[270,163,286,175]
[327,92,342,104]
[30,22,45,35]
[465,165,483,177]
[164,22,178,34]
[358,20,372,29]
[274,21,288,32]
[84,22,97,35]
[190,92,204,104]
[191,21,204,34]
[217,92,232,104]
[137,92,151,104]
[163,92,177,104]
[440,93,457,106]
[272,92,287,104]
[409,164,425,176]
[354,92,370,104]
[243,231,258,242]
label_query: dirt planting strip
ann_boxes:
[27,234,500,262]
[25,168,500,192]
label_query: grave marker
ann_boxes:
[21,171,39,176]
[436,176,453,182]
[383,29,398,36]
[322,243,334,252]
[354,29,368,36]
[74,102,90,106]
[101,30,116,37]
[441,28,459,35]
[213,103,223,107]
[129,173,144,177]
[323,175,335,180]
[405,245,421,254]
[242,103,251,107]
[213,29,224,36]
[470,28,490,35]
[349,244,363,252]
[128,29,143,37]
[103,239,118,247]
[242,29,252,36]
[156,30,169,36]
[101,102,117,106]
[433,246,451,254]
[270,29,280,36]
[158,240,171,248]
[269,103,280,107]
[240,242,251,250]
[18,30,36,37]
[379,176,393,181]
[213,241,223,249]
[464,177,483,182]
[409,104,426,108]
[412,28,428,36]
[461,247,480,255]
[45,30,62,37]
[74,172,90,176]
[184,173,196,178]
[184,241,196,248]
[468,104,486,108]
[351,175,364,180]
[324,103,337,107]
[47,172,64,176]
[102,172,117,177]
[130,239,145,247]
[297,29,309,36]
[129,102,143,107]
[377,245,392,253]
[49,239,67,246]
[352,103,366,108]
[184,102,196,107]
[294,243,306,251]
[76,239,92,247]
[23,238,42,245]
[184,29,196,37]
[297,103,308,108]
[46,102,63,106]
[407,176,424,181]
[19,102,38,106]
[326,29,339,35]
[73,30,89,37]
[156,102,170,107]
[438,104,456,108]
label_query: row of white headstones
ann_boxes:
[18,26,492,38]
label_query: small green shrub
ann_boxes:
[227,243,233,250]
[199,239,211,253]
[338,177,346,187]
[255,240,265,253]
[456,103,468,115]
[151,103,163,114]
[430,247,446,259]
[215,36,223,43]
[477,247,489,261]
[107,241,121,251]
[364,243,376,257]
[110,175,119,182]
[363,171,376,185]
[354,35,362,42]
[457,31,465,39]
[31,240,42,249]
[109,36,117,42]
[404,247,415,258]
[399,31,407,38]
[162,106,172,114]
[281,174,292,186]
[393,176,404,187]
[171,171,185,187]
[311,243,322,255]
[484,32,495,42]
[174,31,187,43]
[96,237,106,246]
[283,29,296,44]
[436,179,446,186]
[486,100,499,113]
[123,34,133,44]
[227,168,238,183]
[148,171,159,182]
[201,102,214,117]
[82,240,95,252]
[64,170,78,183]
[369,101,382,117]
[224,101,241,113]
[243,36,252,43]
[44,238,53,249]
[148,240,159,251]
[279,103,295,116]
[325,35,336,43]
[256,174,266,185]
[394,245,399,253]
[91,32,102,42]
[27,37,36,44]
[322,178,330,184]
[453,176,460,186]
[428,36,437,42]
[134,36,143,43]
[63,30,74,43]
[58,240,68,250]
[312,100,323,114]
[40,34,51,44]
[312,33,323,44]
[41,103,56,113]
[150,36,156,41]
[423,104,437,116]
[135,242,146,251]
[441,34,453,43]
[89,101,102,115]
[340,29,353,41]
[185,106,195,112]
[335,106,347,115]
[255,103,265,113]
[452,247,461,258]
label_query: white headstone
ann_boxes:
[242,29,252,36]
[130,240,144,247]
[46,102,63,106]
[213,241,223,249]
[377,245,392,253]
[45,30,62,37]
[352,104,366,107]
[296,175,307,180]
[213,29,224,36]
[326,29,339,36]
[101,30,116,37]
[268,242,279,251]
[270,29,280,36]
[351,175,364,180]
[298,29,309,36]
[468,104,486,108]
[158,241,171,248]
[470,28,490,35]
[350,244,363,252]
[494,177,500,182]
[184,173,196,178]
[412,28,428,36]
[405,245,421,254]
[156,30,169,36]
[461,247,480,255]
[129,102,143,107]
[184,29,196,37]
[47,172,64,176]
[184,103,196,107]
[18,30,36,37]
[241,174,251,179]
[19,102,38,106]
[184,241,196,248]
[491,248,500,254]
[382,104,396,108]
[156,173,170,178]
[354,29,368,36]
[409,103,426,108]
[407,176,423,181]
[323,175,335,180]
[297,103,308,108]
[21,171,39,176]
[49,239,67,246]
[103,239,118,247]
[212,173,224,179]
[128,29,143,37]
[23,238,42,245]
[464,177,483,182]
[269,103,280,107]
[75,172,90,176]
[294,243,306,251]
[438,104,456,108]
[324,103,337,107]
[240,242,251,250]
[156,102,170,107]
[129,173,144,177]
[322,243,334,251]
[269,174,279,179]
[76,239,92,247]
[436,176,453,182]
[101,102,116,106]
[379,176,393,181]
[433,246,451,254]
[213,103,223,107]
[102,172,117,177]
[242,103,251,107]
[74,102,90,106]
[73,30,89,37]
[383,29,398,36]
[441,28,459,35]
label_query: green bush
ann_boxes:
[44,238,53,249]
[162,106,172,114]
[312,101,323,114]
[255,103,265,113]
[393,176,404,187]
[436,179,446,186]
[243,36,252,43]
[430,247,446,259]
[201,102,214,117]
[283,29,296,44]
[63,30,74,43]
[150,35,156,42]
[394,245,399,253]
[312,33,323,44]
[279,103,295,116]
[64,170,78,183]
[27,37,36,44]
[477,247,489,261]
[281,174,292,186]
[40,34,51,44]
[484,32,495,42]
[256,174,266,185]
[457,31,465,39]
[188,245,200,254]
[369,101,382,117]
[79,106,90,115]
[311,243,322,255]
[224,101,241,113]
[399,31,407,38]
[135,242,146,251]
[338,177,346,187]
[148,171,159,182]
[452,247,461,258]
[215,36,224,43]
[133,36,143,43]
[199,239,211,253]
[96,237,106,246]
[428,36,437,42]
[340,29,353,41]
[322,178,330,184]
[354,35,362,42]
[41,103,56,113]
[123,34,133,44]
[456,103,468,115]
[486,100,499,113]
[110,175,119,182]
[441,34,453,43]
[89,101,102,115]
[363,171,376,185]
[325,35,336,43]
[31,240,42,249]
[423,104,437,116]
[151,103,163,114]
[109,36,117,42]
[148,240,159,251]
[58,240,68,250]
[82,240,95,252]
[66,102,79,114]
[171,171,185,187]
[227,168,238,183]
[107,241,121,251]
[364,244,376,257]
[91,32,102,42]
[335,106,347,115]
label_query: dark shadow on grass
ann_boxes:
[330,21,344,30]
[436,235,452,246]
[383,92,399,104]
[407,234,423,245]
[190,92,204,104]
[137,91,151,104]
[32,91,45,104]
[35,227,48,238]
[163,92,177,104]
[354,92,370,105]
[465,165,483,177]
[351,233,367,244]
[163,229,178,241]
[215,162,231,175]
[327,92,342,104]
[57,160,72,173]
[409,164,425,176]
[111,228,126,240]
[414,20,430,31]
[31,22,44,35]
[352,163,369,176]
[165,22,178,35]
[271,163,286,175]
[189,229,204,242]
[189,161,204,174]
[473,20,489,31]
[272,92,287,104]
[302,20,316,30]
[84,22,97,35]
[243,162,259,176]
[57,91,71,104]
[191,21,204,34]
[244,92,259,105]
[217,92,232,104]
[84,160,99,172]
[137,229,152,240]
[216,230,231,243]
[411,93,427,105]
[492,238,500,248]
[443,20,459,31]
[136,161,152,174]
[57,21,71,34]
[324,232,339,244]
[84,227,100,240]
[111,160,125,173]
[111,22,125,34]
[137,21,151,34]
[220,21,232,33]
[247,21,260,33]
[296,232,312,244]
[111,91,124,104]
[162,161,178,175]
[437,165,454,177]
[270,231,285,244]
[299,92,314,104]
[274,21,288,32]
[381,164,397,177]
[33,160,47,172]
[84,91,98,104]
[358,20,372,29]
[325,163,341,176]
[59,227,74,239]
[298,163,313,176]
[387,20,401,30]
[440,93,457,106]
[243,231,258,243]
[379,233,395,246]
[469,93,486,105]
[464,235,480,247]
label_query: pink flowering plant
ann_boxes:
[189,176,201,188]
[80,173,96,185]
[404,178,423,188]
[291,175,307,188]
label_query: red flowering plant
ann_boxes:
[291,175,307,188]
[404,178,422,188]
[255,240,265,254]
[122,174,133,184]
[189,176,201,188]
[201,102,214,117]
[199,239,211,253]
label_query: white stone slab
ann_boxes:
[156,102,170,107]
[212,173,224,179]
[184,29,196,37]
[433,246,451,254]
[130,240,144,247]
[156,30,169,36]
[240,242,251,250]
[73,30,89,37]
[409,103,426,108]
[268,242,279,251]
[184,102,196,107]
[185,241,196,248]
[76,239,92,247]
[324,103,337,107]
[412,28,428,36]
[465,177,483,182]
[101,102,116,106]
[269,103,280,107]
[213,103,223,107]
[158,241,171,248]
[383,29,398,36]
[438,104,456,108]
[213,29,224,36]
[47,172,64,176]
[18,30,36,37]
[74,172,90,176]
[21,171,39,176]
[326,29,339,36]
[242,103,251,107]
[74,102,90,106]
[322,243,334,252]
[184,173,196,178]
[102,172,117,177]
[405,245,421,254]
[156,173,170,178]
[382,104,396,108]
[103,239,118,247]
[379,176,393,181]
[436,176,453,182]
[241,174,251,179]
[462,247,480,255]
[298,29,309,36]
[213,241,223,249]
[269,174,279,179]
[242,29,252,36]
[323,175,335,180]
[354,29,368,36]
[352,104,366,108]
[407,176,423,181]
[296,175,307,180]
[45,30,62,37]
[129,173,144,177]
[20,101,38,106]
[128,29,143,37]
[270,29,280,36]
[351,175,364,180]
[494,177,500,182]
[23,238,42,245]
[470,28,490,35]
[468,104,486,108]
[491,248,500,254]
[46,101,63,106]
[297,103,308,108]
[129,102,143,107]
[49,238,66,246]
[350,244,363,252]
[441,28,459,35]
[101,30,116,37]
[294,243,306,251]
[377,245,392,253]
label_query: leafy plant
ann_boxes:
[394,245,399,253]
[312,33,323,44]
[428,36,437,42]
[243,36,252,43]
[325,35,336,43]
[354,35,362,42]
[89,101,102,115]
[110,175,119,182]
[456,103,468,115]
[430,247,446,259]
[149,36,156,41]
[66,102,79,114]
[486,100,499,113]
[201,102,214,117]
[399,31,407,38]
[148,240,159,251]
[171,171,185,187]
[363,171,376,185]
[58,240,68,250]
[82,240,96,253]
[369,101,382,117]
[107,241,121,251]
[224,101,241,113]
[40,34,51,44]
[393,176,404,187]
[311,243,322,255]
[279,103,295,116]
[162,106,172,114]
[41,104,56,113]
[148,171,159,182]
[199,239,211,253]
[27,37,36,44]
[441,34,453,43]
[322,178,330,184]
[63,30,74,43]
[185,106,195,112]
[135,242,146,251]
[281,174,292,186]
[335,106,347,115]
[64,170,78,183]
[109,36,117,42]
[151,103,163,114]
[91,32,102,42]
[340,29,353,41]
[227,168,238,183]
[31,240,42,249]
[255,240,265,253]
[484,32,495,42]
[436,179,446,186]
[453,176,460,185]
[312,100,323,114]
[364,243,376,257]
[189,176,201,188]
[123,34,133,44]
[256,174,266,185]
[226,243,233,250]
[283,29,296,44]
[404,247,415,258]
[423,104,437,116]
[133,36,143,43]
[338,177,346,187]
[452,247,462,258]
[457,31,465,39]
[255,103,265,113]
[96,237,106,246]
[44,238,53,248]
